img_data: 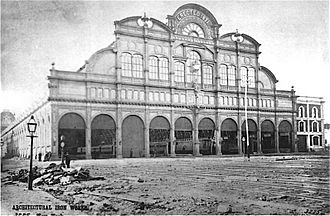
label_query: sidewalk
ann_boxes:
[1,181,79,216]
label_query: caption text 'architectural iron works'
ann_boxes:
[1,3,325,160]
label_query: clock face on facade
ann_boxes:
[182,23,205,38]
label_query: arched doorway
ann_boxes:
[122,115,145,158]
[261,120,275,153]
[175,117,193,154]
[198,118,215,155]
[149,116,170,157]
[58,113,86,159]
[221,118,238,154]
[91,114,116,159]
[279,120,292,153]
[241,119,258,154]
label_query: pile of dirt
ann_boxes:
[4,163,105,186]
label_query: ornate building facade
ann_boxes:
[2,3,324,160]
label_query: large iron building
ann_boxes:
[1,3,325,160]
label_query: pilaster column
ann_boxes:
[144,108,150,158]
[116,103,123,159]
[257,125,262,154]
[193,109,201,156]
[275,129,280,153]
[215,127,222,155]
[85,107,92,159]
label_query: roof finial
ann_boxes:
[51,62,55,70]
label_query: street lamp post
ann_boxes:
[231,30,249,157]
[27,115,37,190]
[244,78,250,157]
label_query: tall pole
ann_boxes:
[28,135,34,190]
[245,79,250,156]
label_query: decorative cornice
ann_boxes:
[48,97,294,114]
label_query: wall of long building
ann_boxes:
[1,102,52,160]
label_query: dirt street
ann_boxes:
[1,154,329,215]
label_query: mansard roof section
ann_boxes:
[114,16,171,33]
[260,66,278,83]
[220,32,261,47]
[172,3,220,26]
[84,43,117,75]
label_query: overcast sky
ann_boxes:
[1,0,329,120]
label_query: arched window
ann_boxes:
[299,121,305,132]
[149,56,158,79]
[187,51,201,83]
[203,65,213,85]
[121,53,132,77]
[219,65,227,86]
[159,57,169,80]
[312,107,318,118]
[174,62,184,82]
[299,106,305,117]
[228,65,236,86]
[132,54,143,78]
[312,121,318,132]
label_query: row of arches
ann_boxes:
[58,113,293,159]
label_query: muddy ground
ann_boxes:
[1,154,329,215]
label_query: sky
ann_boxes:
[1,0,329,120]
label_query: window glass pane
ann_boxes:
[121,53,132,77]
[203,65,213,85]
[132,55,143,78]
[220,65,227,86]
[159,58,169,80]
[228,66,236,86]
[174,62,184,82]
[149,56,158,79]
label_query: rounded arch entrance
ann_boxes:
[241,119,258,154]
[91,114,116,159]
[221,118,238,154]
[198,118,215,155]
[175,117,193,154]
[58,113,86,159]
[122,115,145,158]
[261,120,275,153]
[149,116,170,157]
[279,120,293,153]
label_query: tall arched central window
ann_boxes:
[187,51,201,83]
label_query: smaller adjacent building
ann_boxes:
[296,96,325,151]
[324,123,330,149]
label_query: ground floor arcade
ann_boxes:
[53,110,297,160]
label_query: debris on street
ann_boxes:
[4,163,105,186]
